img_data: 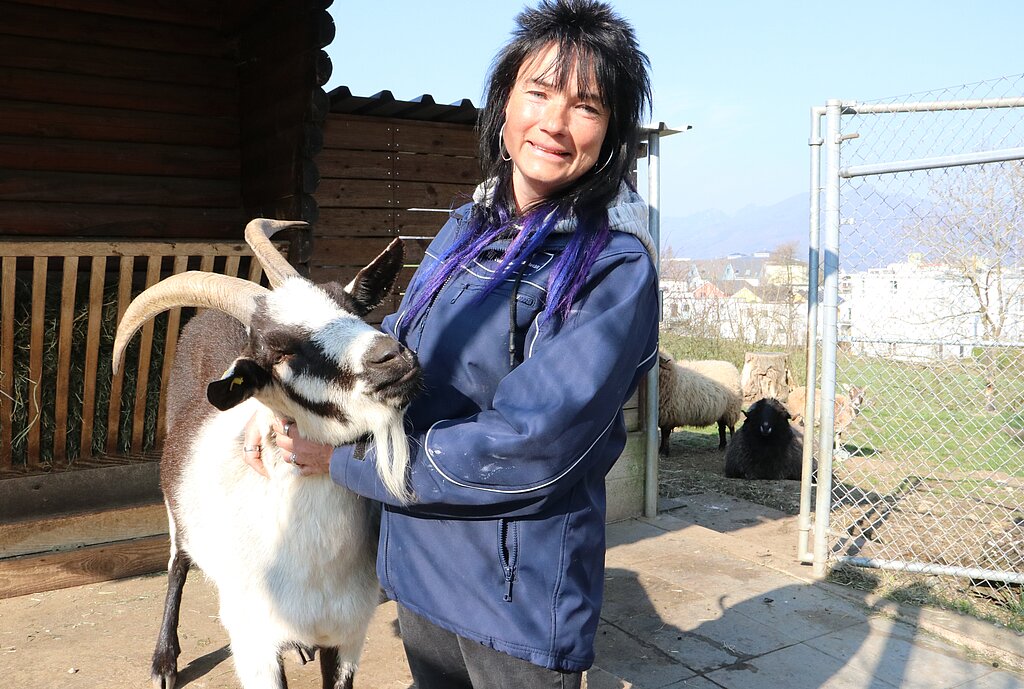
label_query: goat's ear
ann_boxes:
[344,238,404,316]
[207,358,272,411]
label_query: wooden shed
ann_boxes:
[0,0,334,597]
[0,7,651,598]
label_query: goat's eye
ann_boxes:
[272,352,294,366]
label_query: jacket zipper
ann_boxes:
[498,518,518,602]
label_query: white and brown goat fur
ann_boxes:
[657,349,743,454]
[112,220,420,689]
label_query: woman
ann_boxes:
[248,1,657,686]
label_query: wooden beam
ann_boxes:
[0,502,168,560]
[0,2,229,56]
[0,202,245,238]
[2,66,236,118]
[0,135,240,179]
[0,170,241,208]
[0,34,237,88]
[0,100,239,148]
[0,534,169,599]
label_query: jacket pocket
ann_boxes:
[497,518,519,602]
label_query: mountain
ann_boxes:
[658,187,931,271]
[659,193,810,261]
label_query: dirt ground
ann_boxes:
[658,425,1024,631]
[658,428,804,514]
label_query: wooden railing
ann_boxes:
[0,240,283,476]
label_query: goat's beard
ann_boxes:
[369,415,411,504]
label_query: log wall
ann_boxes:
[0,0,246,238]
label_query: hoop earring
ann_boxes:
[499,124,512,162]
[593,146,616,175]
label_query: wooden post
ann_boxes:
[740,351,795,407]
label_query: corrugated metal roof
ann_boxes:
[328,86,479,125]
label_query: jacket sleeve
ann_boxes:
[332,247,659,518]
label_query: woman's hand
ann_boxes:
[271,418,334,477]
[241,414,334,478]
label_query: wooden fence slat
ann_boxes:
[321,117,395,151]
[0,240,287,471]
[27,257,48,468]
[105,257,133,454]
[0,257,15,467]
[394,181,475,210]
[79,256,106,458]
[393,153,481,185]
[316,149,394,181]
[130,257,162,452]
[52,256,79,464]
[0,240,264,258]
[315,178,395,209]
[155,256,188,444]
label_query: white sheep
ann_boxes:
[657,349,742,454]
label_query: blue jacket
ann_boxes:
[331,191,659,672]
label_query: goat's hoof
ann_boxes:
[151,671,177,689]
[152,648,178,689]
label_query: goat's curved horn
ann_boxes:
[244,218,307,288]
[112,272,269,375]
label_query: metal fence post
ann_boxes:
[813,100,843,577]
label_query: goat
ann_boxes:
[112,219,420,689]
[785,384,866,450]
[724,397,803,480]
[657,350,742,454]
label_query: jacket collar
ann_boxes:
[471,179,655,259]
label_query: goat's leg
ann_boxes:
[717,419,727,449]
[228,635,288,689]
[151,537,191,689]
[659,425,671,455]
[318,635,365,689]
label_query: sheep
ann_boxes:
[786,384,866,450]
[112,219,420,689]
[724,397,803,480]
[657,349,742,454]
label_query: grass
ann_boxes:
[657,330,1024,633]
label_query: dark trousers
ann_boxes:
[397,604,584,689]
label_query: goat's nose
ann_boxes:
[365,337,402,366]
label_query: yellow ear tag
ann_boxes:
[229,376,244,390]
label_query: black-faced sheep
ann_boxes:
[658,349,742,454]
[725,397,803,480]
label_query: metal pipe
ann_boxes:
[644,128,663,519]
[813,100,843,578]
[835,556,1024,585]
[798,106,826,564]
[841,146,1024,178]
[842,96,1024,115]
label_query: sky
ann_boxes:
[326,1,1023,220]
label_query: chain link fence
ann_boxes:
[804,75,1024,621]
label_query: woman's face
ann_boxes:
[503,44,611,211]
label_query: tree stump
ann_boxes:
[740,352,794,407]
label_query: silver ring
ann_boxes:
[282,422,291,437]
[289,453,298,465]
[243,445,261,453]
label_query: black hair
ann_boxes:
[403,0,652,326]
